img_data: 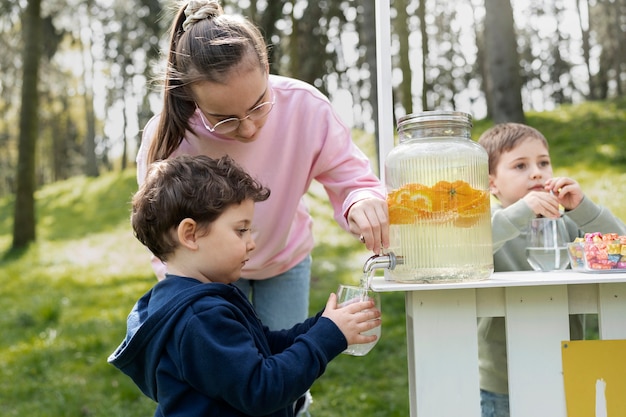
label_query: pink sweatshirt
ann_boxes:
[137,75,385,279]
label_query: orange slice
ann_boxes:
[455,192,490,227]
[387,181,489,226]
[388,205,417,224]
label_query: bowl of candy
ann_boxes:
[568,232,626,272]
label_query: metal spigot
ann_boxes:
[363,252,404,273]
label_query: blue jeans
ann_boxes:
[235,256,312,330]
[481,390,510,417]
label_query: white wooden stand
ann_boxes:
[371,271,626,417]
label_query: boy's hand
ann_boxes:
[523,190,561,218]
[322,293,381,346]
[544,177,584,211]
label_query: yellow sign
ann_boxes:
[562,340,626,417]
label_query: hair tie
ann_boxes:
[182,0,222,32]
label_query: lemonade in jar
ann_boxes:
[385,111,493,282]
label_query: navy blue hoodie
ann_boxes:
[108,276,347,416]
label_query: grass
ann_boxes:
[1,99,625,416]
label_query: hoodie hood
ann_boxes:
[107,277,250,400]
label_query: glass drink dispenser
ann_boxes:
[385,111,493,282]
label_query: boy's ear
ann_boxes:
[488,174,499,196]
[177,218,199,250]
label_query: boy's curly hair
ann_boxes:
[131,154,270,261]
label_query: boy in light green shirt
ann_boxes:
[477,123,626,417]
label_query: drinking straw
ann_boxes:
[550,190,560,268]
[553,219,560,267]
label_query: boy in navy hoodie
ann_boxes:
[108,155,381,417]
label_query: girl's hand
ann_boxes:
[347,198,389,255]
[322,293,381,346]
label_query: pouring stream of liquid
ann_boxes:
[360,269,376,297]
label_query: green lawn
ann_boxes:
[0,99,625,416]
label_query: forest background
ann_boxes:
[3,0,626,250]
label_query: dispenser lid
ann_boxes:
[397,111,473,131]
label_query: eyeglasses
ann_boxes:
[195,90,275,134]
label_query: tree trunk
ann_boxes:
[417,0,429,110]
[81,22,98,178]
[12,0,42,250]
[296,2,325,90]
[120,93,128,171]
[612,0,623,96]
[288,4,299,77]
[84,90,98,176]
[52,96,71,181]
[394,0,413,115]
[258,0,284,75]
[361,0,380,167]
[576,0,594,99]
[471,1,490,118]
[483,0,524,123]
[358,1,381,166]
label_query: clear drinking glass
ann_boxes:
[337,284,381,356]
[526,217,570,271]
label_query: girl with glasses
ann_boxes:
[137,0,388,366]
